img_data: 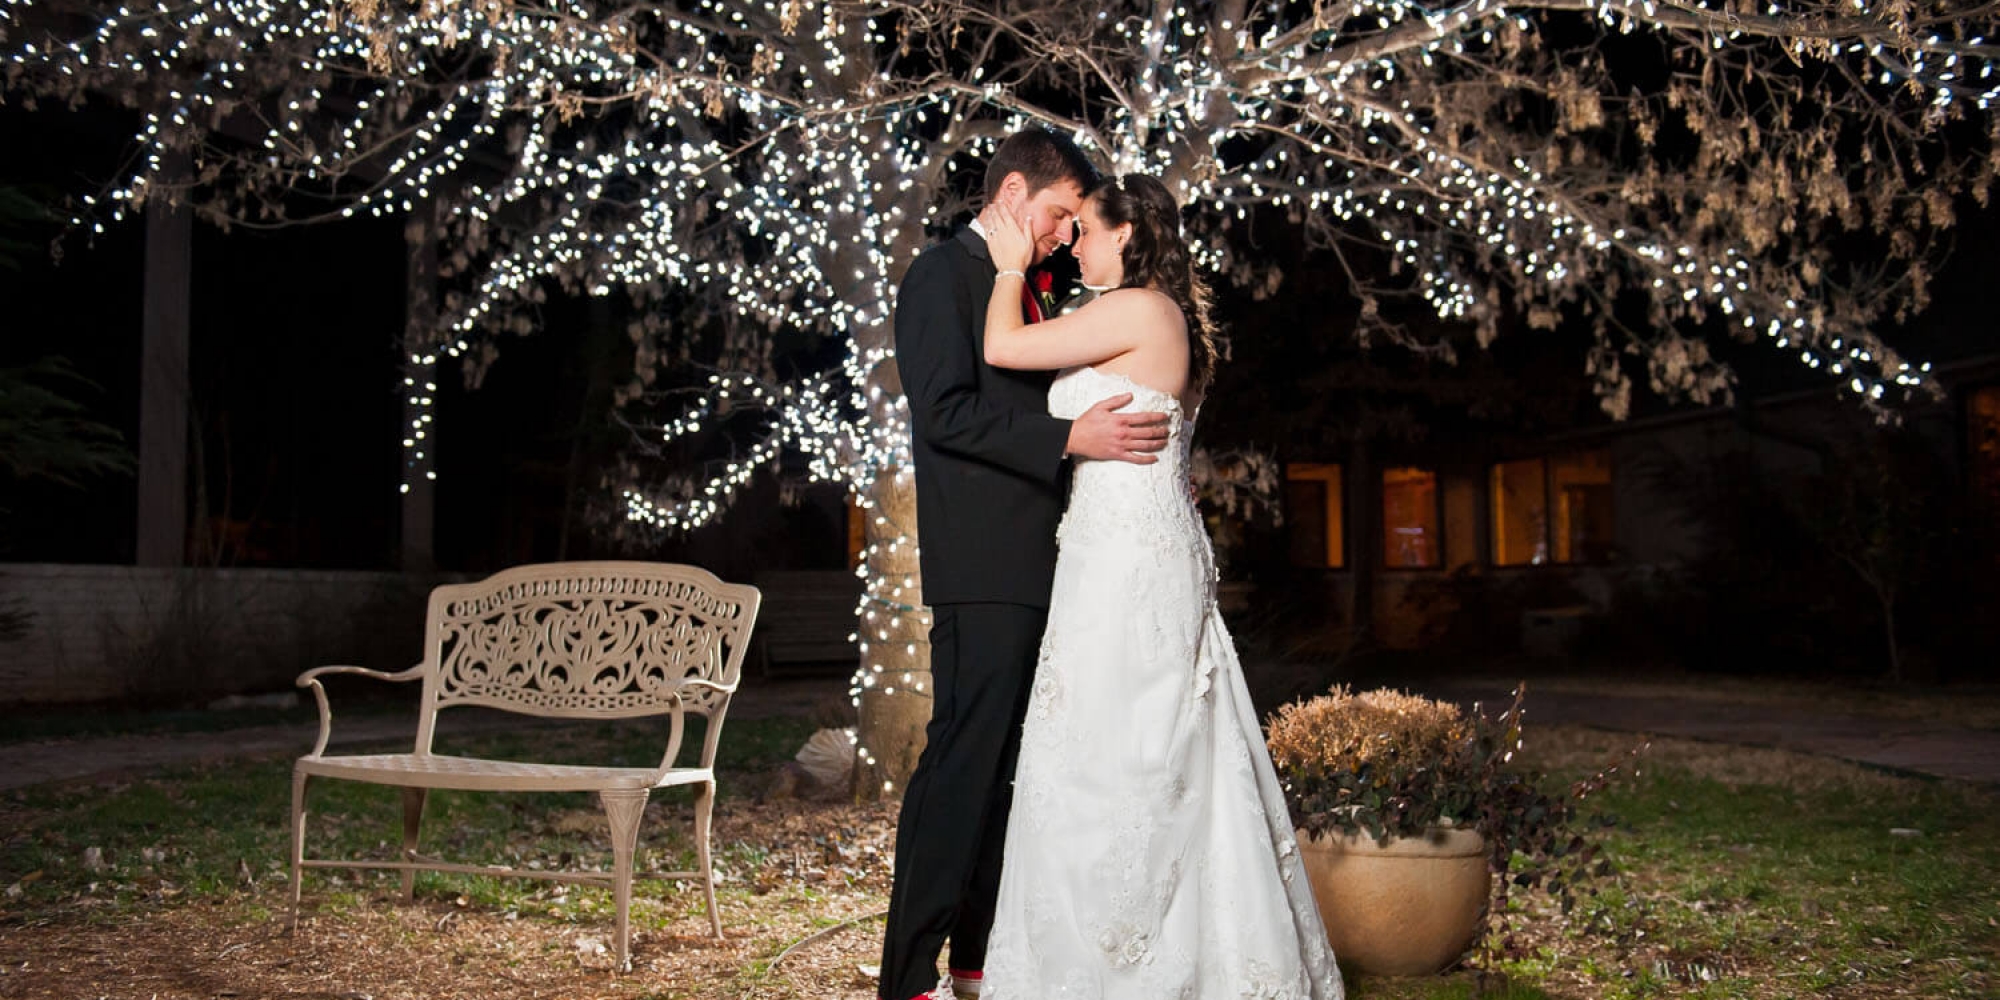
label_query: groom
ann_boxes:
[880,128,1171,1000]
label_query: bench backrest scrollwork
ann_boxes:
[413,562,761,767]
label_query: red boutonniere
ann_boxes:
[1030,269,1058,315]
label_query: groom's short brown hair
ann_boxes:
[983,127,1101,202]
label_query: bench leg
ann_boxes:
[399,788,428,900]
[696,779,722,939]
[289,770,309,932]
[600,788,650,971]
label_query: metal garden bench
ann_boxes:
[287,561,760,970]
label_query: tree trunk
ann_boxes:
[1877,585,1902,683]
[850,276,933,800]
[557,297,620,561]
[399,201,439,572]
[847,136,938,799]
[853,464,933,798]
[136,153,191,568]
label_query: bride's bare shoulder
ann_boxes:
[1092,287,1184,323]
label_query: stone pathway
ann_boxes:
[1425,680,2000,785]
[4,673,1996,791]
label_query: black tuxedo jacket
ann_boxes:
[896,227,1072,608]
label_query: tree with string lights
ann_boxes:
[4,0,1995,793]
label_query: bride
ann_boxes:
[972,173,1345,999]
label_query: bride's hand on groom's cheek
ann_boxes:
[984,207,1035,271]
[1009,210,1038,267]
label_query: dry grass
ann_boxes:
[1502,726,2000,1000]
[2,718,1995,999]
[0,798,902,1000]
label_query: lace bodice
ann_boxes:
[1048,367,1206,551]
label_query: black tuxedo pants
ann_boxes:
[879,602,1045,1000]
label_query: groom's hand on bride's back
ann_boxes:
[1065,393,1170,465]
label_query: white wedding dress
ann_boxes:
[981,366,1344,1000]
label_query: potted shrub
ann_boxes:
[1265,685,1637,976]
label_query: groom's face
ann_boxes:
[998,173,1087,265]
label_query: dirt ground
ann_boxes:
[5,736,1974,1000]
[0,798,903,1000]
[4,686,1995,1000]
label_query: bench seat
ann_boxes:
[296,753,714,793]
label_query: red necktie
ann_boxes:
[1021,279,1044,324]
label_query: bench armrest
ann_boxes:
[651,691,689,776]
[295,663,426,758]
[675,678,736,697]
[647,678,741,776]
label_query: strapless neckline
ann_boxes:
[1068,365,1187,415]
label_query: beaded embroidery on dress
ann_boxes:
[981,366,1344,1000]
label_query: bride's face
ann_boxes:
[1072,198,1131,290]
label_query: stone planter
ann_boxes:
[1295,826,1489,976]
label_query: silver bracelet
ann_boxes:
[995,269,1026,280]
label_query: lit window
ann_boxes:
[1285,463,1345,569]
[1382,467,1440,569]
[1551,451,1614,563]
[1489,450,1614,565]
[1490,458,1549,566]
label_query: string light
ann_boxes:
[6,0,1992,788]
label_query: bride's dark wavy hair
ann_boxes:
[1094,173,1218,391]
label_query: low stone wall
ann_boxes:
[0,564,461,707]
